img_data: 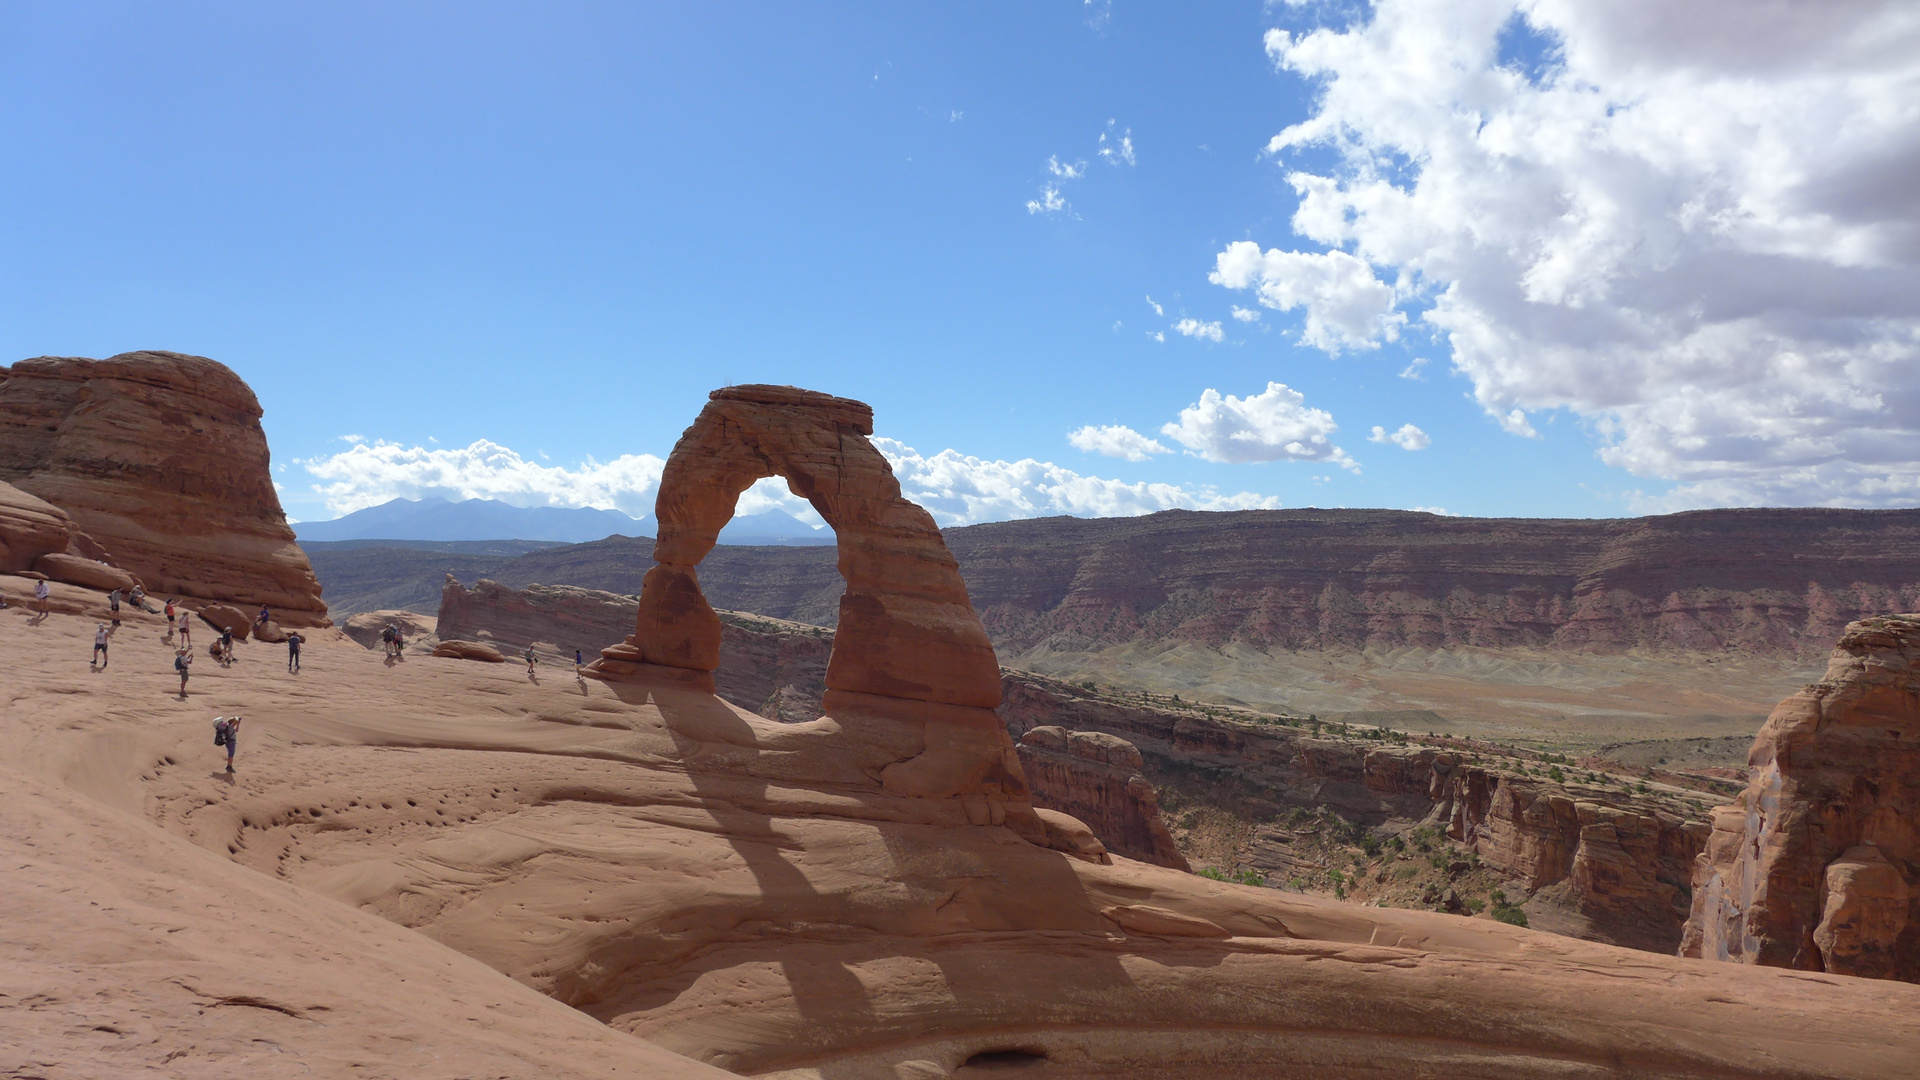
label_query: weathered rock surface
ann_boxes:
[440,575,635,658]
[433,639,506,663]
[8,605,1914,1079]
[32,551,138,593]
[197,603,253,641]
[0,480,77,574]
[598,385,1000,710]
[1682,614,1920,981]
[1017,725,1190,871]
[0,351,328,625]
[591,385,1043,839]
[1001,671,1711,952]
[342,610,437,651]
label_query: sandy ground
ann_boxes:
[5,573,1920,1079]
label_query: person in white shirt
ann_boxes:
[92,623,109,668]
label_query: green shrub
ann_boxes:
[1196,866,1228,881]
[1464,897,1487,914]
[1492,905,1529,927]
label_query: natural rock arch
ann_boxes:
[592,384,1000,709]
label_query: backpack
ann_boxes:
[175,655,187,673]
[212,720,226,746]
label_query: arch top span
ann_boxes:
[593,384,1002,710]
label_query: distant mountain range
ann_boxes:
[291,496,832,546]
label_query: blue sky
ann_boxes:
[4,1,1915,525]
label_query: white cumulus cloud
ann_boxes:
[1068,424,1171,462]
[300,437,1283,530]
[299,440,669,517]
[1231,306,1261,322]
[1046,155,1087,180]
[1173,317,1225,342]
[1160,382,1359,469]
[1370,423,1432,450]
[1210,241,1405,352]
[1241,0,1920,506]
[875,439,1282,526]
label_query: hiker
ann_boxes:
[213,716,241,772]
[174,648,192,696]
[524,644,538,674]
[286,631,303,673]
[391,624,404,658]
[34,578,50,615]
[381,624,396,658]
[217,628,234,666]
[108,588,121,625]
[574,648,584,676]
[176,612,192,651]
[92,623,109,668]
[163,599,176,641]
[256,604,270,627]
[130,584,151,613]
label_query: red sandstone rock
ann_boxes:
[432,639,506,663]
[197,604,253,641]
[589,385,1046,844]
[30,552,137,594]
[0,481,74,574]
[1017,725,1190,870]
[0,351,329,626]
[598,385,1000,709]
[252,620,289,644]
[341,610,437,651]
[1682,614,1920,981]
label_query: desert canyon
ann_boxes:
[6,354,1920,1078]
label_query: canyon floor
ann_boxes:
[6,574,1918,1079]
[1012,638,1820,756]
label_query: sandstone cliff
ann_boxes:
[951,508,1920,657]
[1016,725,1190,870]
[0,351,328,624]
[1682,614,1920,981]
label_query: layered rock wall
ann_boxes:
[1016,726,1190,870]
[1681,614,1920,981]
[951,508,1920,657]
[0,352,328,624]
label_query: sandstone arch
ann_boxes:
[592,384,1000,709]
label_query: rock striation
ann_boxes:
[950,508,1920,658]
[1681,614,1920,981]
[1017,726,1190,870]
[590,385,1043,835]
[0,480,79,574]
[0,351,328,624]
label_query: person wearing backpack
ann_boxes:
[213,716,242,772]
[174,648,192,697]
[286,631,303,673]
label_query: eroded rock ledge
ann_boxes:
[1682,614,1920,981]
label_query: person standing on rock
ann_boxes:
[92,623,109,669]
[213,715,241,772]
[286,630,303,673]
[108,588,121,626]
[217,628,234,666]
[34,578,51,615]
[163,599,176,642]
[174,648,192,697]
[176,612,192,651]
[524,644,538,675]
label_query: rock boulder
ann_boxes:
[342,610,437,651]
[197,604,253,641]
[1681,614,1920,981]
[0,351,329,625]
[433,639,506,663]
[32,553,139,594]
[0,481,74,574]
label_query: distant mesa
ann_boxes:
[293,495,831,546]
[0,350,329,625]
